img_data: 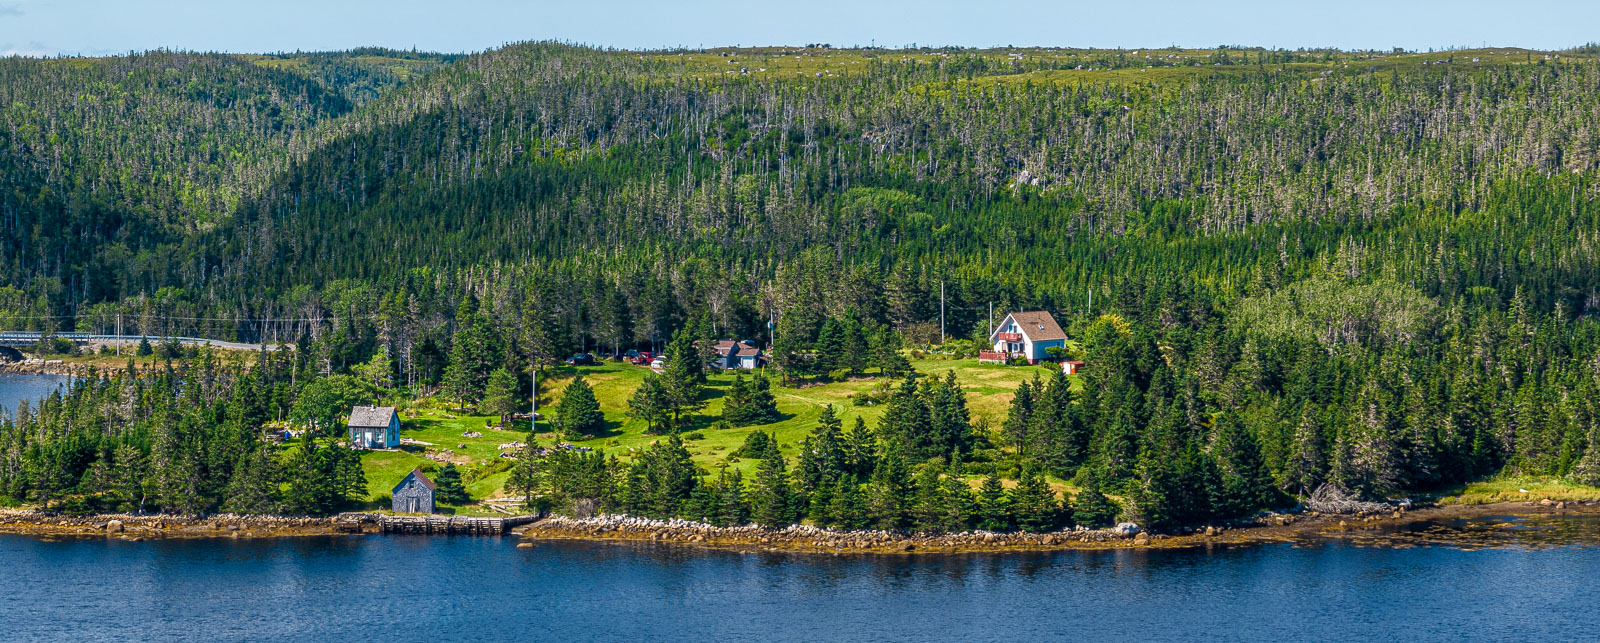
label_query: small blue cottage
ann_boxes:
[392,468,436,514]
[348,405,400,449]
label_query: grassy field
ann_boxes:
[545,357,1063,477]
[355,357,1066,510]
[1435,476,1600,505]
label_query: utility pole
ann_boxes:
[115,313,121,356]
[939,280,946,345]
[988,301,993,338]
[1088,287,1094,317]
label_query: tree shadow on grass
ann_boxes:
[699,379,730,402]
[571,418,626,441]
[671,410,795,434]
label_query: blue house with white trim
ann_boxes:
[348,406,400,449]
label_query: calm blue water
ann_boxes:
[0,373,71,417]
[3,532,1599,642]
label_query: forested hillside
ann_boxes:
[2,43,1600,529]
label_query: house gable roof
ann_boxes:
[736,346,763,358]
[993,311,1067,342]
[393,468,436,494]
[349,405,397,428]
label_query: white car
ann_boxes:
[649,357,666,371]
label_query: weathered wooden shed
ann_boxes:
[392,468,436,514]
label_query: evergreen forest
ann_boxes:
[3,43,1600,532]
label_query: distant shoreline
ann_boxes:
[0,510,365,540]
[517,501,1600,554]
[5,501,1594,553]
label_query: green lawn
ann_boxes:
[354,357,1068,507]
[353,405,530,513]
[543,358,1066,478]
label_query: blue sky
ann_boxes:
[2,0,1596,57]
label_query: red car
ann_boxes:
[630,351,654,365]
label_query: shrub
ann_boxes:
[731,431,777,460]
[463,459,512,485]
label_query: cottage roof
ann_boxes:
[714,340,739,355]
[736,346,763,358]
[1000,311,1067,342]
[393,468,436,494]
[348,405,397,428]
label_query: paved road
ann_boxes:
[0,332,288,352]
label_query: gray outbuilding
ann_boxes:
[392,468,436,514]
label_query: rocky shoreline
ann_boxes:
[518,515,1150,554]
[0,510,372,540]
[6,500,1597,552]
[0,359,88,376]
[519,500,1600,554]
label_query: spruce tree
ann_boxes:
[1072,481,1120,529]
[938,473,975,533]
[222,445,283,515]
[625,436,699,518]
[443,298,493,405]
[1571,416,1600,486]
[715,469,750,526]
[1004,377,1037,454]
[733,430,777,460]
[814,317,846,376]
[660,330,707,428]
[556,376,604,437]
[975,469,1012,531]
[794,405,846,495]
[723,374,779,426]
[867,447,912,530]
[110,443,147,513]
[1214,413,1282,516]
[481,367,521,427]
[925,371,973,461]
[434,463,470,505]
[843,417,878,477]
[911,463,947,533]
[627,373,672,434]
[878,374,930,457]
[868,326,910,377]
[1009,465,1061,533]
[841,313,871,375]
[751,442,796,527]
[747,376,780,423]
[1286,405,1326,496]
[825,479,871,530]
[721,373,755,425]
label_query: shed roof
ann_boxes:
[1001,311,1067,342]
[736,346,763,357]
[393,468,436,494]
[348,405,397,428]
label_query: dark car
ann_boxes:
[624,349,640,360]
[565,353,597,366]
